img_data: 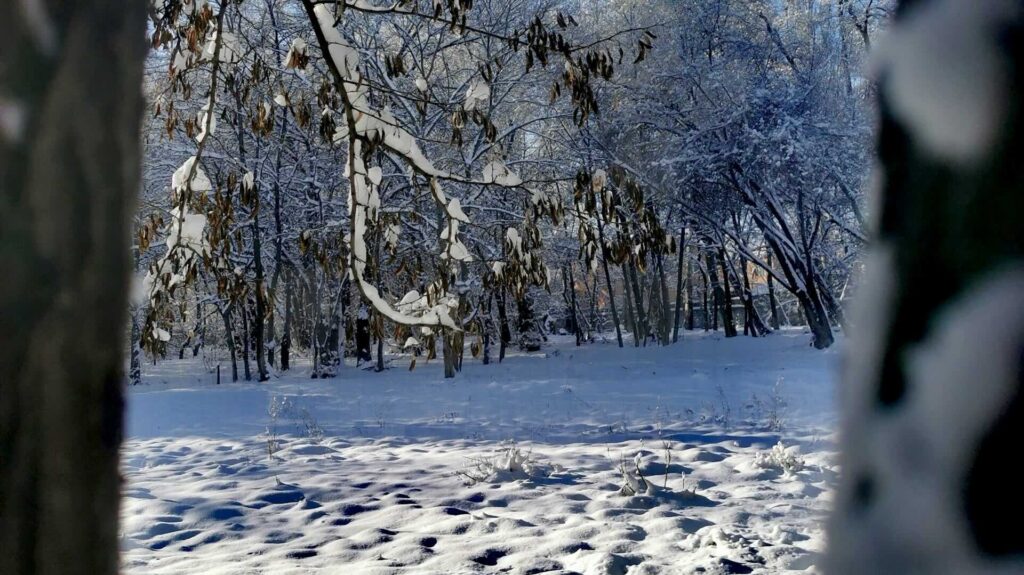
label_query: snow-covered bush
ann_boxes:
[266,396,324,460]
[754,441,804,474]
[745,378,788,431]
[618,452,656,496]
[457,443,550,484]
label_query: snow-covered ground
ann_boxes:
[121,331,841,574]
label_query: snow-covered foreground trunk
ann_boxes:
[829,1,1024,572]
[0,2,146,574]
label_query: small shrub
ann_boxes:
[754,441,805,474]
[457,442,549,484]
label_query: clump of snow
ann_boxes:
[203,31,242,64]
[618,452,657,496]
[171,156,212,194]
[463,80,490,111]
[283,37,308,69]
[878,0,1018,165]
[753,441,805,474]
[195,103,216,143]
[482,160,523,186]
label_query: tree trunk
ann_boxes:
[702,266,710,331]
[355,309,372,363]
[686,255,696,331]
[622,268,638,346]
[241,304,252,381]
[717,249,738,338]
[767,253,781,329]
[596,210,624,347]
[673,226,686,343]
[129,312,142,386]
[567,264,582,346]
[253,212,269,381]
[222,307,239,382]
[627,260,648,346]
[443,332,456,378]
[497,286,511,362]
[739,254,770,337]
[0,2,146,574]
[656,252,672,345]
[281,272,291,370]
[829,4,1024,571]
[516,291,542,352]
[482,293,492,364]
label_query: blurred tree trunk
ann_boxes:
[0,2,146,575]
[829,2,1024,572]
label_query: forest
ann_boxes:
[133,0,877,383]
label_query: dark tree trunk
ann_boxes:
[516,292,542,352]
[596,209,624,347]
[620,267,634,345]
[673,226,686,343]
[483,293,492,364]
[739,254,770,337]
[717,249,738,338]
[281,272,291,370]
[376,332,384,372]
[656,252,672,345]
[241,304,252,381]
[355,310,371,363]
[627,260,648,346]
[706,252,723,333]
[567,264,582,346]
[0,2,146,574]
[702,266,710,331]
[767,253,781,329]
[686,255,696,331]
[829,4,1024,571]
[222,307,239,382]
[253,213,269,381]
[497,286,511,362]
[129,312,142,385]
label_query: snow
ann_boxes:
[172,156,212,194]
[879,0,1018,165]
[242,171,255,192]
[203,31,243,64]
[122,333,840,574]
[482,160,523,187]
[283,37,308,69]
[196,103,216,143]
[464,81,491,111]
[446,197,469,223]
